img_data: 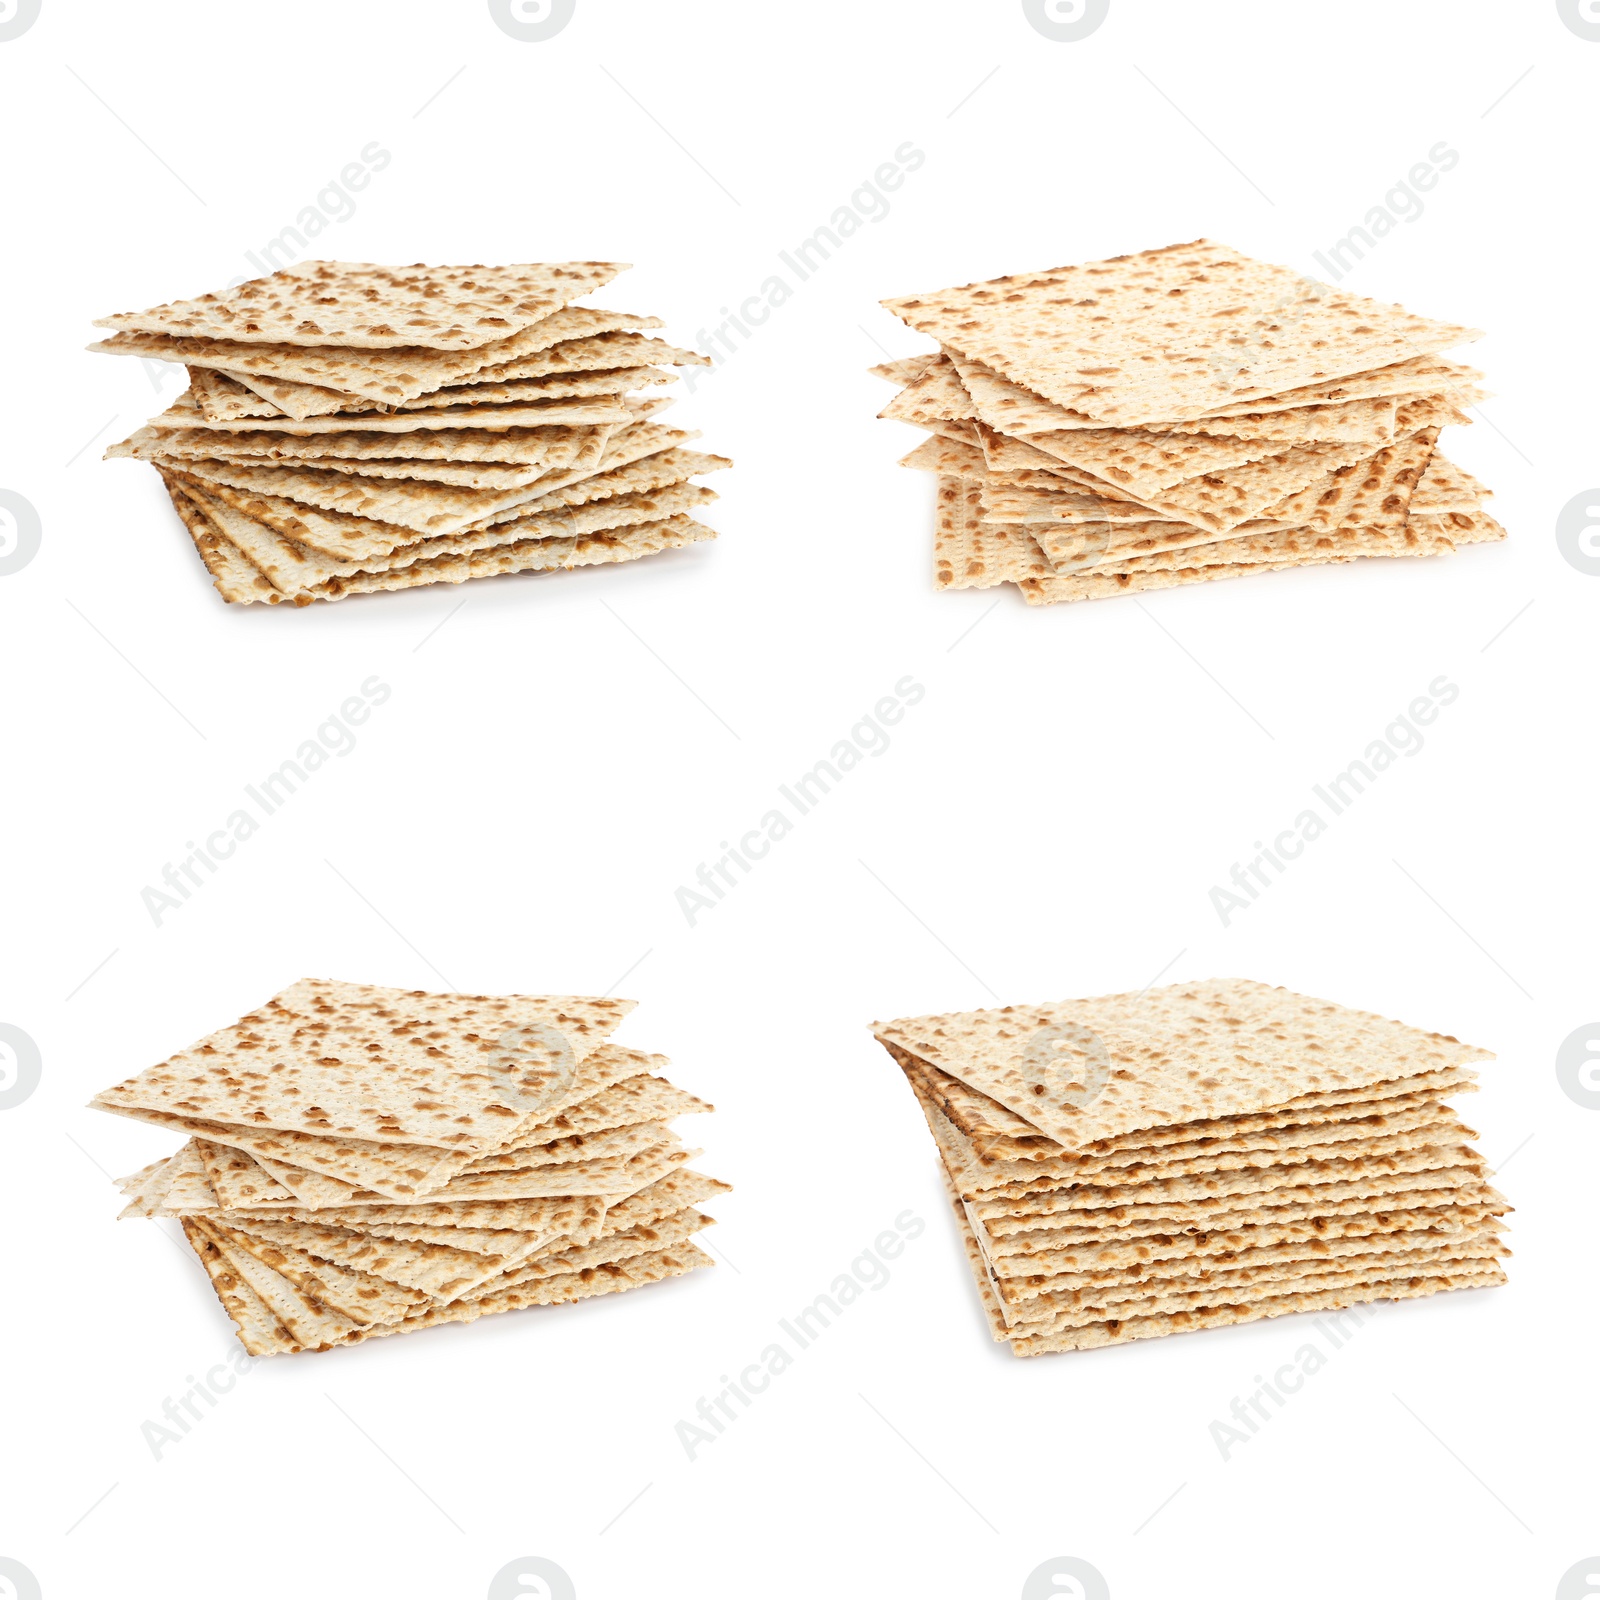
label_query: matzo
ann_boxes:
[96,260,626,348]
[878,980,1506,1354]
[93,307,668,405]
[882,240,1479,426]
[94,262,731,608]
[876,244,1499,605]
[102,987,727,1352]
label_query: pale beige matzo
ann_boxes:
[91,308,670,406]
[874,978,1491,1149]
[881,240,1480,426]
[96,260,627,348]
[93,981,633,1150]
[933,474,1054,589]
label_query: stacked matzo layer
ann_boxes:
[874,240,1502,605]
[96,980,726,1354]
[91,260,730,606]
[874,979,1508,1355]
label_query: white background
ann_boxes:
[1,2,1594,1597]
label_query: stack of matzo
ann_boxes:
[874,240,1502,605]
[873,979,1508,1355]
[95,980,726,1354]
[90,260,730,606]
